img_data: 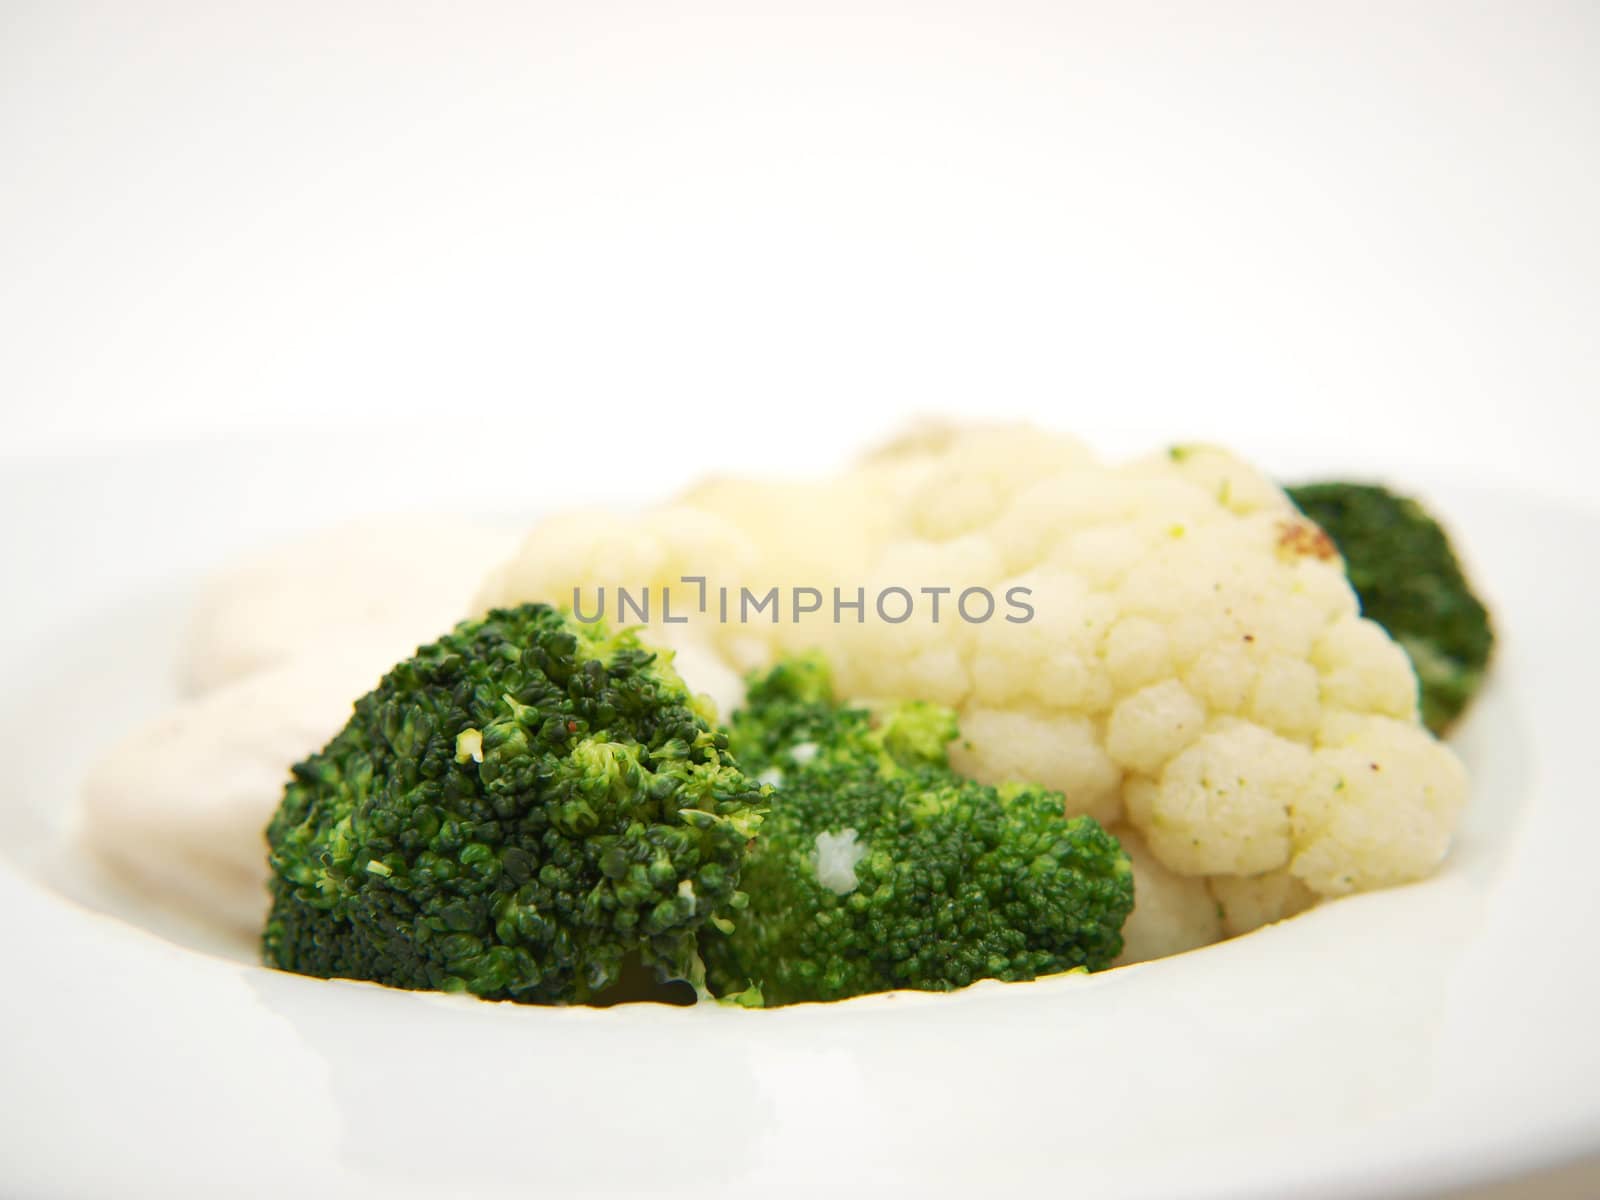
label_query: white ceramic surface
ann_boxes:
[1,438,1597,1200]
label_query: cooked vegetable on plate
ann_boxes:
[709,654,1133,1004]
[263,605,764,1002]
[78,423,1494,1007]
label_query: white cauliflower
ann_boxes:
[480,423,1470,952]
[180,516,518,694]
[1112,825,1223,965]
[1208,868,1318,938]
[477,504,770,671]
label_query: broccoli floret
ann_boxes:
[262,604,766,1003]
[704,655,1134,1006]
[1287,482,1494,734]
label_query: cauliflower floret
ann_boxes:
[1208,869,1319,937]
[1249,655,1323,740]
[1112,826,1224,965]
[1312,614,1420,719]
[475,504,757,631]
[1105,679,1208,776]
[1137,443,1289,516]
[474,503,777,677]
[1291,714,1469,894]
[675,475,893,597]
[948,707,1123,826]
[1124,721,1311,877]
[182,516,518,694]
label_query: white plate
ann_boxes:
[1,437,1597,1200]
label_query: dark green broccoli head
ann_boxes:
[705,655,1134,1006]
[263,604,765,1003]
[1287,482,1494,734]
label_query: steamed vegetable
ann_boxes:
[75,422,1489,988]
[480,426,1470,941]
[704,655,1134,1005]
[263,604,766,1002]
[1287,482,1493,734]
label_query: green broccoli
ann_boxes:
[703,655,1134,1006]
[1287,482,1494,735]
[262,604,766,1003]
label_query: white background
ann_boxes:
[2,1,1597,498]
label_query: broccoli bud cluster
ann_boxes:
[704,655,1135,1005]
[263,613,1134,1008]
[1287,482,1494,734]
[264,604,765,1003]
